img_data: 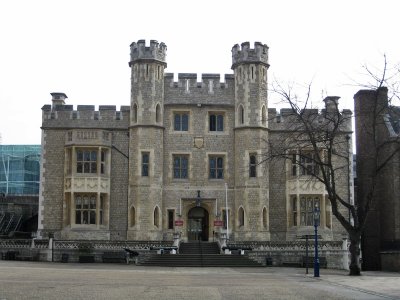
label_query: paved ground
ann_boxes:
[0,261,399,300]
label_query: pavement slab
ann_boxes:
[0,261,399,300]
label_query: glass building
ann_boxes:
[0,145,41,196]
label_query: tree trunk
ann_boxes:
[349,233,361,275]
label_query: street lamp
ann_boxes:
[314,204,320,277]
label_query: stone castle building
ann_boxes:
[38,40,351,243]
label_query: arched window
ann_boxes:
[261,105,266,126]
[132,103,138,123]
[238,105,244,125]
[262,207,268,229]
[130,206,136,227]
[238,207,245,227]
[156,104,161,123]
[154,206,160,227]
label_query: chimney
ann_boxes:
[323,96,340,112]
[50,92,68,109]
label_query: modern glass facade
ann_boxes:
[0,145,41,195]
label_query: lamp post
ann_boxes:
[313,204,320,277]
[225,183,229,241]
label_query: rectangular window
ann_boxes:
[292,196,297,226]
[100,150,106,174]
[300,152,319,176]
[249,154,257,178]
[209,156,224,179]
[292,154,297,176]
[299,196,321,226]
[99,194,104,225]
[173,155,188,179]
[168,209,175,229]
[174,113,189,131]
[75,194,96,225]
[76,150,97,174]
[209,113,224,131]
[142,152,149,177]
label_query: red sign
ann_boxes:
[214,220,223,227]
[175,220,184,226]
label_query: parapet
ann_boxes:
[231,41,269,69]
[129,39,167,67]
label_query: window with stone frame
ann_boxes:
[156,104,161,123]
[238,105,244,124]
[209,156,224,179]
[261,105,267,126]
[99,194,105,225]
[130,206,136,227]
[75,148,108,175]
[154,206,160,227]
[300,152,319,176]
[262,207,268,228]
[292,196,298,226]
[132,103,138,123]
[174,112,189,131]
[290,151,321,177]
[173,155,188,179]
[291,195,321,226]
[168,209,175,230]
[249,154,257,178]
[100,150,106,174]
[75,194,97,225]
[209,113,224,132]
[238,207,245,227]
[142,152,150,177]
[77,150,97,174]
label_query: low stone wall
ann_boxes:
[0,239,172,263]
[0,239,349,269]
[227,240,349,270]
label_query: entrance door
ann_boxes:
[187,207,209,241]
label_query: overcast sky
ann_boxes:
[0,0,399,145]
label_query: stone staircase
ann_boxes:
[179,241,220,255]
[140,242,262,267]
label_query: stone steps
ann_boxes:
[179,242,220,255]
[141,253,262,267]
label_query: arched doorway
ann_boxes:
[187,207,209,241]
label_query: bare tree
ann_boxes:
[263,58,400,275]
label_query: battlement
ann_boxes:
[231,41,269,69]
[129,39,167,66]
[164,73,234,85]
[268,106,352,131]
[42,101,130,128]
[164,73,235,105]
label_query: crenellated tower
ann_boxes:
[232,42,270,241]
[127,40,167,240]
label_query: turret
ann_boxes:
[129,39,167,126]
[231,42,269,69]
[232,41,270,241]
[128,39,166,240]
[129,39,167,67]
[231,41,269,127]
